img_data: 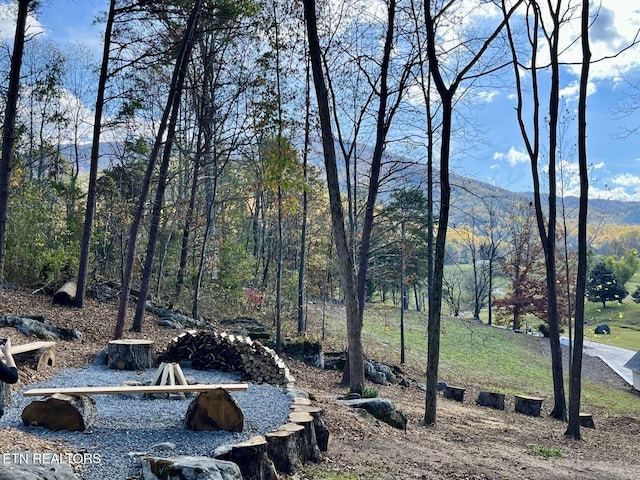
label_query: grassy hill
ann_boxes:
[307,302,640,416]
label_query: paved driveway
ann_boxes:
[562,336,636,385]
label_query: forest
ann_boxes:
[2,0,640,437]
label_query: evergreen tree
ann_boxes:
[586,261,628,308]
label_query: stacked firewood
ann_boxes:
[157,330,295,387]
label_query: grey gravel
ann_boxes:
[2,365,292,479]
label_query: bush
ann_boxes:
[538,324,550,338]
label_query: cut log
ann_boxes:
[13,346,56,371]
[289,405,330,452]
[52,281,77,306]
[21,394,97,431]
[579,413,596,429]
[444,385,466,402]
[266,424,304,474]
[108,339,155,370]
[289,411,321,463]
[185,389,244,432]
[291,396,312,407]
[514,395,544,417]
[476,391,505,410]
[230,435,278,480]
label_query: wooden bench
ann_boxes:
[22,383,249,397]
[21,383,250,432]
[1,341,56,370]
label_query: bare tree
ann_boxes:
[75,0,117,308]
[0,0,33,305]
[422,0,524,426]
[565,0,590,440]
[502,0,583,421]
[303,0,364,392]
[114,0,202,338]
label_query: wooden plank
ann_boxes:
[22,383,249,397]
[168,364,176,386]
[108,339,154,346]
[1,341,56,357]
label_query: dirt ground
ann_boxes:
[1,289,640,480]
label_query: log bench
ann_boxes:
[1,341,56,370]
[21,383,249,432]
[22,383,248,397]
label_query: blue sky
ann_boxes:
[1,0,640,201]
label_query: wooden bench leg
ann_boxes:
[22,394,97,431]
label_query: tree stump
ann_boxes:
[514,395,543,417]
[108,339,155,370]
[579,413,596,429]
[290,404,330,452]
[185,389,244,432]
[266,423,304,474]
[13,346,56,371]
[22,394,97,431]
[289,411,321,463]
[444,385,466,402]
[52,281,77,306]
[476,391,505,410]
[230,435,278,480]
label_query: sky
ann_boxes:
[1,0,640,202]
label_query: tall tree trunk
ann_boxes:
[275,186,283,353]
[503,0,566,421]
[75,0,117,308]
[132,2,201,332]
[303,0,364,393]
[424,0,523,425]
[565,0,590,440]
[0,0,31,306]
[114,0,202,338]
[355,0,397,323]
[175,134,202,299]
[530,0,566,421]
[297,53,311,335]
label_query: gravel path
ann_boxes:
[2,364,292,479]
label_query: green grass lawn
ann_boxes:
[311,303,640,416]
[583,300,640,351]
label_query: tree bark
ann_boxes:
[0,0,31,306]
[53,282,77,306]
[565,0,590,440]
[185,389,244,432]
[114,0,202,338]
[303,0,364,393]
[132,2,202,333]
[75,0,116,308]
[108,339,155,370]
[230,435,278,480]
[22,394,97,432]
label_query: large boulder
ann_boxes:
[0,458,79,480]
[141,456,242,480]
[364,360,396,385]
[0,315,82,341]
[338,397,407,430]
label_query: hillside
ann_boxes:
[1,289,640,479]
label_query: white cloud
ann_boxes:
[476,90,498,103]
[493,146,529,166]
[611,173,640,187]
[0,3,43,41]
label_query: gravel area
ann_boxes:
[1,364,292,479]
